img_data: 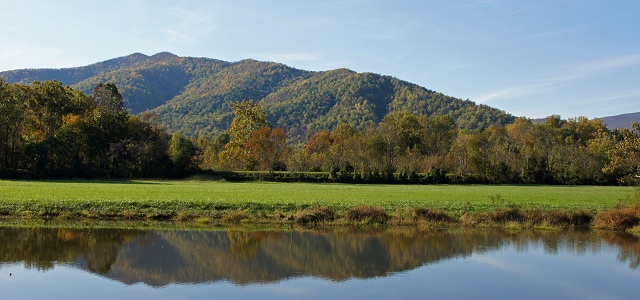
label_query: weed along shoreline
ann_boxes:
[1,180,639,233]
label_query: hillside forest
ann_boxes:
[0,52,515,142]
[1,78,639,185]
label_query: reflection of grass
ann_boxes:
[0,180,636,228]
[628,226,640,236]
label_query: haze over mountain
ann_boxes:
[3,52,516,140]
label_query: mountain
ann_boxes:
[1,52,177,87]
[0,52,515,141]
[599,112,640,130]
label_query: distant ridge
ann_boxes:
[0,52,178,86]
[600,112,640,130]
[0,52,515,140]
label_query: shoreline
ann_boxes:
[1,204,638,233]
[1,179,638,232]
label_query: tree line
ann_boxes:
[0,79,196,178]
[198,101,640,186]
[2,79,638,185]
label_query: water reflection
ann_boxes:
[0,227,638,287]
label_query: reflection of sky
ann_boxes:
[3,239,640,300]
[469,244,639,300]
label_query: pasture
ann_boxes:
[0,180,634,218]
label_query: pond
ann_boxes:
[1,226,639,299]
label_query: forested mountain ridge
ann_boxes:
[1,52,178,87]
[600,112,640,130]
[0,52,515,140]
[2,54,640,184]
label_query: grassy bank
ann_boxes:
[0,180,637,230]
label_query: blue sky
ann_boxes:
[1,0,639,118]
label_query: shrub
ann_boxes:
[195,216,210,224]
[594,206,640,230]
[174,211,191,221]
[414,208,454,223]
[460,213,479,227]
[145,212,173,220]
[567,211,594,228]
[490,207,524,223]
[224,210,249,223]
[525,209,593,229]
[345,205,389,224]
[296,206,335,224]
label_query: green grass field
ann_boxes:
[0,180,635,218]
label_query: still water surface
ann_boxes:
[1,226,639,299]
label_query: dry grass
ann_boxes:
[460,207,595,229]
[594,206,640,230]
[524,209,593,228]
[345,205,389,224]
[295,206,335,224]
[414,208,455,223]
[223,210,250,224]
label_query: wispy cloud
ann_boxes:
[473,255,531,273]
[475,80,556,103]
[163,29,192,43]
[583,87,640,104]
[0,46,66,71]
[160,6,218,43]
[573,53,640,75]
[529,25,588,39]
[0,48,24,61]
[475,52,640,103]
[474,254,620,300]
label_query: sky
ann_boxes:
[1,0,639,119]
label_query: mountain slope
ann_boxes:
[72,54,230,113]
[599,112,640,130]
[260,69,512,141]
[150,59,313,138]
[1,52,515,140]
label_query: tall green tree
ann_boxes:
[219,100,271,170]
[245,126,288,174]
[169,132,197,175]
[28,81,86,138]
[89,83,129,140]
[378,111,424,176]
[604,123,640,185]
[305,130,333,171]
[422,114,457,157]
[84,84,130,176]
[506,118,535,182]
[447,131,473,179]
[0,79,23,171]
[228,100,270,144]
[530,115,565,183]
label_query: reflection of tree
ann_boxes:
[0,227,142,273]
[598,231,640,269]
[227,231,262,260]
[110,229,508,284]
[1,227,639,286]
